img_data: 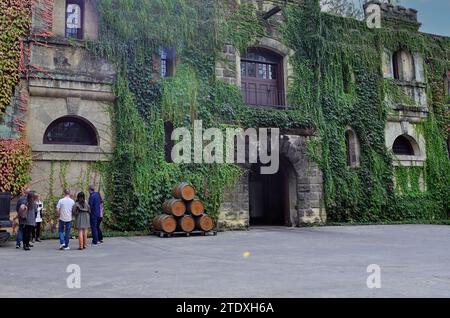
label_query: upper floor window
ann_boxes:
[66,0,84,40]
[393,135,415,156]
[44,116,98,146]
[160,47,176,78]
[241,48,285,108]
[393,49,415,82]
[445,70,450,96]
[345,128,360,167]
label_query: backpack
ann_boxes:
[18,204,28,220]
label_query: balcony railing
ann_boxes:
[241,87,287,109]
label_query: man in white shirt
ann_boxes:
[56,189,75,250]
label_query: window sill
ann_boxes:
[393,156,426,167]
[246,104,289,110]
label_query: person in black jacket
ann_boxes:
[20,191,37,251]
[15,189,29,249]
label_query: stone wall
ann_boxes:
[218,173,250,229]
[23,1,116,199]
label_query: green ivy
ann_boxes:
[87,0,449,230]
[281,1,449,222]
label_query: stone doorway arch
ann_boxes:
[218,133,326,229]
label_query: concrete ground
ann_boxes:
[0,225,449,298]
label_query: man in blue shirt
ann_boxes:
[88,185,103,246]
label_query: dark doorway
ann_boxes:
[249,157,294,226]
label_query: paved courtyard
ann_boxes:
[0,225,449,298]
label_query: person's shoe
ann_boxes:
[16,243,21,249]
[28,243,34,248]
[91,243,99,247]
[23,246,30,251]
[59,244,65,250]
[99,241,104,244]
[78,247,83,251]
[36,238,42,242]
[31,239,35,243]
[64,246,70,251]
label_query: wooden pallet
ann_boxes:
[153,230,217,238]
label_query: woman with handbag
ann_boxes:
[72,192,91,250]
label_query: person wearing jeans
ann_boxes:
[15,225,23,249]
[56,189,75,250]
[58,220,71,249]
[88,186,102,246]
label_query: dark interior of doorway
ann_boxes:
[249,160,290,226]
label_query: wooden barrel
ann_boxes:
[187,199,204,216]
[163,199,186,217]
[177,215,195,233]
[172,183,196,201]
[153,215,177,233]
[195,215,214,232]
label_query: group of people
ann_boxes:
[15,186,104,251]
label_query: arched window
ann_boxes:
[44,117,98,145]
[345,128,360,167]
[393,49,415,81]
[66,0,84,39]
[393,135,415,156]
[241,48,284,108]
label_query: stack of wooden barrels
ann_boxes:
[153,182,215,236]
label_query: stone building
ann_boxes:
[1,0,449,229]
[2,0,115,200]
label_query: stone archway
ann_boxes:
[218,133,326,229]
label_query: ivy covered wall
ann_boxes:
[92,0,449,229]
[1,0,448,230]
[282,1,449,222]
[0,0,32,195]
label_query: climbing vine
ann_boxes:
[91,0,249,230]
[282,1,449,222]
[0,139,32,194]
[0,0,32,196]
[89,0,449,230]
[0,0,31,115]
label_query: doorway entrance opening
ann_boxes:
[249,157,296,226]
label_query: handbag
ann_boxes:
[18,204,28,220]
